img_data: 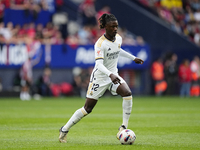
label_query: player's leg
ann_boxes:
[116,82,132,139]
[62,98,97,132]
[20,80,31,101]
[117,82,132,127]
[59,98,97,143]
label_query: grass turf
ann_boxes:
[0,96,200,150]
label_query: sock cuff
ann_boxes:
[123,96,132,100]
[81,107,88,116]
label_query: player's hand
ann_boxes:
[109,73,121,84]
[134,58,144,64]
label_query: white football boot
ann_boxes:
[116,125,126,140]
[59,126,68,143]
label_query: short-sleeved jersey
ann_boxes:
[93,34,122,78]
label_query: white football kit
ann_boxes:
[86,34,136,100]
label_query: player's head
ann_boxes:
[99,13,118,38]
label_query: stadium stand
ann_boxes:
[0,0,199,97]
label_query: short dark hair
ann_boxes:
[98,13,117,29]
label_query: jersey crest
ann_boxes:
[97,50,102,56]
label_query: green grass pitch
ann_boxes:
[0,96,200,150]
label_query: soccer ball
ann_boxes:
[118,129,136,145]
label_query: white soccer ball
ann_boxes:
[118,129,136,145]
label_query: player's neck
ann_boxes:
[104,34,115,42]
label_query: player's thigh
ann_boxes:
[116,82,132,97]
[108,76,130,96]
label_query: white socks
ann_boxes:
[20,92,31,101]
[122,96,132,128]
[61,96,132,132]
[62,107,88,132]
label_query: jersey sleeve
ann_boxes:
[94,36,112,76]
[94,37,105,60]
[95,59,112,76]
[120,48,136,60]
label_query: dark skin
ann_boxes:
[84,20,144,113]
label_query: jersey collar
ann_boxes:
[104,34,116,42]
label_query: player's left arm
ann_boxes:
[120,48,144,64]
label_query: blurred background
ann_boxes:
[0,0,199,99]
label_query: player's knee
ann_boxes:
[121,90,132,97]
[84,106,93,114]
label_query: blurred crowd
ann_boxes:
[0,0,145,46]
[0,22,64,45]
[67,0,145,46]
[139,0,200,46]
[1,0,199,99]
[0,0,146,100]
[151,54,200,97]
[0,0,53,21]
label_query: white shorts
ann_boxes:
[86,74,126,100]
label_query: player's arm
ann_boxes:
[95,48,121,84]
[95,59,121,84]
[95,59,112,76]
[120,48,144,64]
[94,40,113,76]
[94,40,121,84]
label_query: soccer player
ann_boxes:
[59,13,144,143]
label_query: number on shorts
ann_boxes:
[91,83,99,91]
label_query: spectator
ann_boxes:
[178,59,192,97]
[51,30,64,44]
[136,36,145,46]
[19,57,33,100]
[10,0,27,10]
[36,67,52,96]
[37,0,48,11]
[194,32,200,46]
[0,77,2,91]
[118,28,137,46]
[78,25,92,45]
[157,6,174,24]
[96,5,110,23]
[139,0,200,47]
[190,0,200,11]
[0,0,10,23]
[79,0,96,26]
[65,34,79,49]
[171,21,182,34]
[164,53,178,95]
[19,42,42,100]
[35,23,44,42]
[0,33,5,44]
[26,0,42,20]
[190,55,200,96]
[26,22,36,39]
[194,8,200,22]
[72,67,90,98]
[42,22,54,42]
[0,22,13,42]
[151,57,167,96]
[55,0,64,12]
[11,24,21,44]
[185,6,195,23]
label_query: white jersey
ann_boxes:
[93,34,122,78]
[87,33,136,99]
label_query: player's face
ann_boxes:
[105,20,118,39]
